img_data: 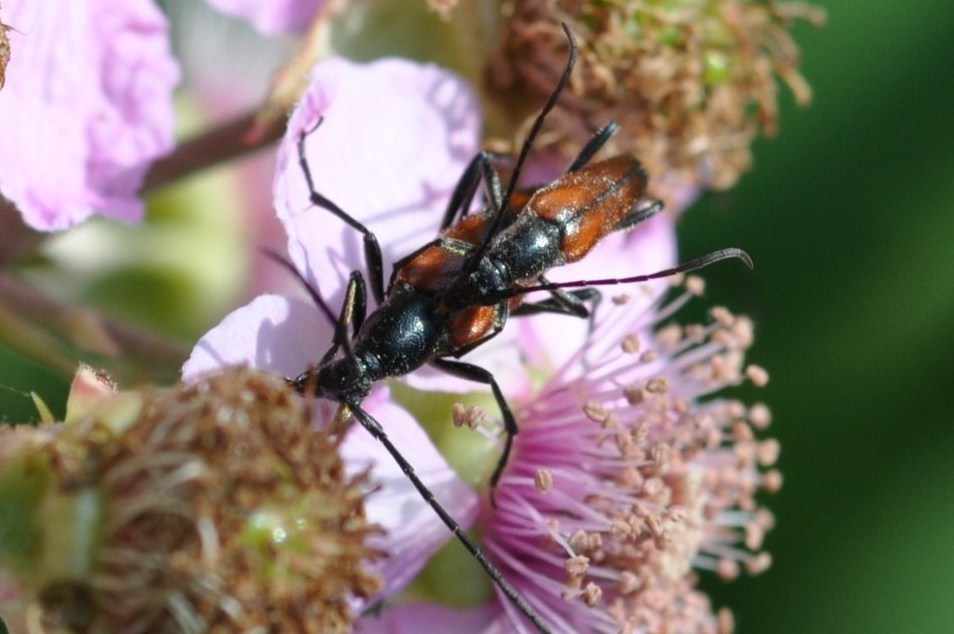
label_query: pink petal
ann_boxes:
[203,0,323,36]
[183,294,333,380]
[273,57,480,312]
[0,0,179,231]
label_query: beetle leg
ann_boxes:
[317,270,367,364]
[297,125,386,304]
[441,150,509,229]
[618,198,664,232]
[565,121,619,173]
[340,271,368,341]
[291,270,368,392]
[511,287,602,319]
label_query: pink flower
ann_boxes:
[0,0,179,231]
[185,53,685,628]
[203,0,324,35]
[357,285,776,633]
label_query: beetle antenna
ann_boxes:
[507,248,753,296]
[499,22,577,215]
[261,249,337,324]
[466,23,578,270]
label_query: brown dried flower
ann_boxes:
[488,0,826,202]
[0,367,382,633]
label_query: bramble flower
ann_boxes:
[0,366,382,633]
[185,46,698,630]
[0,0,815,630]
[355,280,776,633]
[0,0,179,231]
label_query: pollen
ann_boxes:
[746,364,771,386]
[621,333,641,354]
[685,276,706,296]
[582,582,603,607]
[452,402,486,429]
[479,276,777,632]
[565,555,590,578]
[534,468,554,493]
[583,400,609,424]
[749,403,773,429]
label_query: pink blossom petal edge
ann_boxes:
[183,294,333,379]
[274,56,481,310]
[183,294,479,601]
[204,0,323,36]
[0,0,179,231]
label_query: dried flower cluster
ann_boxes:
[488,0,826,200]
[0,2,10,89]
[0,368,381,633]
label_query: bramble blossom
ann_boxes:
[184,52,681,627]
[0,0,179,231]
[183,56,489,606]
[356,283,775,633]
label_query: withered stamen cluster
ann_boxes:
[488,0,826,202]
[1,368,382,633]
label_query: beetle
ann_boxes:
[281,25,749,634]
[380,126,670,490]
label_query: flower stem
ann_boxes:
[142,110,285,194]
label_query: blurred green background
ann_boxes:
[682,0,954,631]
[2,0,953,632]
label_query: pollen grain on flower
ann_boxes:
[479,278,777,633]
[453,402,487,430]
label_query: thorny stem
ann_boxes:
[142,110,285,193]
[0,272,190,382]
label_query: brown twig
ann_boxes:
[142,110,286,194]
